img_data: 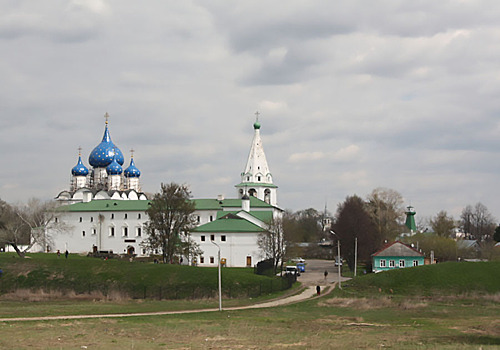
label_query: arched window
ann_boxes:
[248,188,257,197]
[264,189,271,204]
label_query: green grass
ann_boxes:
[344,261,500,295]
[0,253,293,300]
[0,258,499,348]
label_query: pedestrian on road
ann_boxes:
[324,270,328,280]
[65,250,68,259]
[316,285,321,296]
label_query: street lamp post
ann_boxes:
[354,237,358,277]
[211,240,222,311]
[329,231,342,289]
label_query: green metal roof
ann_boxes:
[59,197,274,213]
[216,210,273,223]
[194,216,265,233]
[194,196,274,210]
[58,200,151,212]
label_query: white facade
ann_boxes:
[48,115,281,267]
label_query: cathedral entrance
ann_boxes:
[246,256,252,267]
[127,246,135,255]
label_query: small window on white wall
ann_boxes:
[136,227,142,237]
[109,227,115,237]
[123,227,128,237]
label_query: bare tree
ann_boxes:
[460,202,496,240]
[365,188,406,241]
[143,183,197,263]
[430,210,455,237]
[258,216,287,274]
[0,198,66,257]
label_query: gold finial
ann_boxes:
[130,148,135,158]
[104,112,109,124]
[78,146,82,157]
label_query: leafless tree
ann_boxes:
[460,202,496,241]
[365,188,406,241]
[0,198,67,257]
[258,216,287,274]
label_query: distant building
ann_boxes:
[46,114,281,267]
[372,241,425,273]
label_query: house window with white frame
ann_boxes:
[210,256,215,264]
[399,260,405,268]
[380,259,386,267]
[389,260,395,267]
[413,260,419,267]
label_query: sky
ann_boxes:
[1,0,500,223]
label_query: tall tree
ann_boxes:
[365,188,405,241]
[430,210,455,237]
[460,202,496,240]
[143,183,196,263]
[0,198,65,257]
[332,195,379,270]
[258,216,287,274]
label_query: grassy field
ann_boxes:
[0,255,498,349]
[0,252,292,300]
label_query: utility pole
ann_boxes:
[330,231,342,289]
[354,237,358,277]
[211,240,222,311]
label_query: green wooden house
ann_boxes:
[372,241,424,273]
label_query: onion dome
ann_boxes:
[124,157,141,178]
[89,115,124,167]
[71,154,89,176]
[106,154,123,175]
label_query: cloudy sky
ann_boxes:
[1,0,500,222]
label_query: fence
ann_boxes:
[0,274,296,300]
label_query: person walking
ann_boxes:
[65,250,69,259]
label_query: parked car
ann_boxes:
[285,265,300,276]
[291,257,305,263]
[296,262,305,272]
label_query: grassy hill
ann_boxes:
[0,253,292,300]
[345,261,500,296]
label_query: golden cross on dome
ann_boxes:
[130,148,135,158]
[78,146,82,156]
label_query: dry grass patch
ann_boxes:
[0,288,132,302]
[320,297,428,310]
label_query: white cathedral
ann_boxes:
[47,114,282,267]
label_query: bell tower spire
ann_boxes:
[235,112,278,206]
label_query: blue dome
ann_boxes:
[71,155,89,176]
[106,155,123,175]
[124,158,141,178]
[89,124,124,167]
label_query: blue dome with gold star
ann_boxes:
[89,121,124,167]
[71,155,89,176]
[106,154,123,175]
[124,158,141,178]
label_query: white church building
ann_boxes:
[47,114,282,267]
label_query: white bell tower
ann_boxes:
[235,112,278,206]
